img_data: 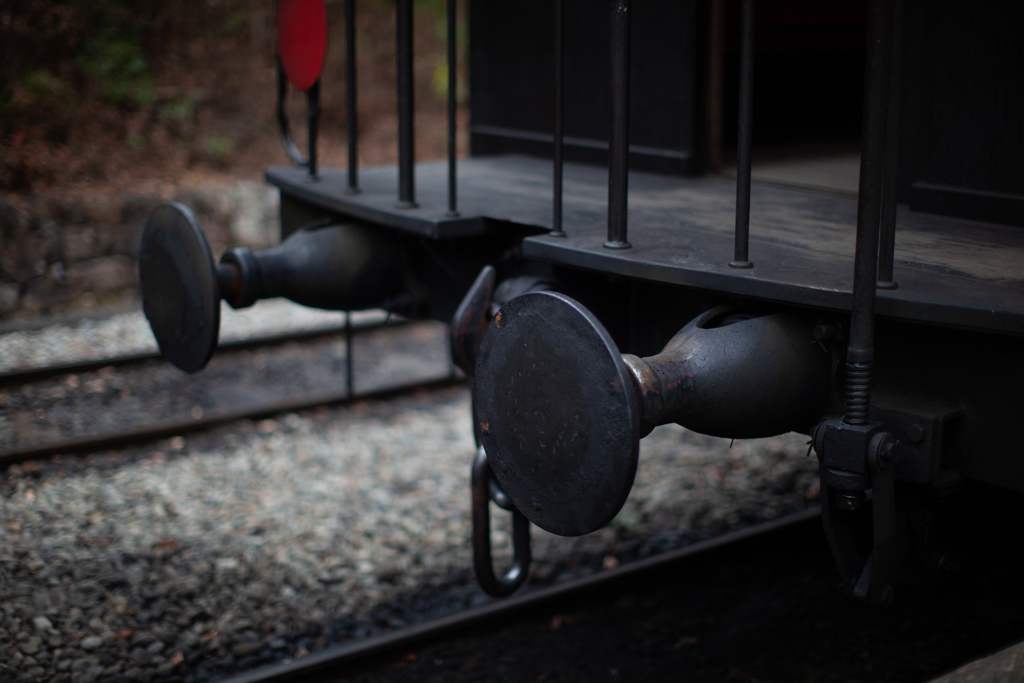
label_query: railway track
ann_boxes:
[5,307,1020,683]
[224,510,823,683]
[0,312,458,464]
[220,506,1024,683]
[0,307,822,683]
[0,323,364,387]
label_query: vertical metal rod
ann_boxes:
[276,59,304,165]
[844,0,893,425]
[729,0,755,269]
[446,0,459,216]
[306,80,320,180]
[345,311,354,398]
[550,0,567,237]
[605,0,631,250]
[345,0,359,194]
[396,0,417,208]
[877,0,904,289]
[708,0,725,172]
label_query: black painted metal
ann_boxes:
[345,0,359,194]
[472,446,532,597]
[468,0,701,177]
[622,307,831,439]
[345,309,355,398]
[449,265,496,376]
[276,58,307,166]
[814,416,904,606]
[267,157,1024,336]
[139,203,221,374]
[476,291,832,537]
[818,471,864,583]
[476,291,640,536]
[307,80,320,179]
[813,1,906,608]
[446,0,459,216]
[899,1,1024,227]
[845,0,892,426]
[227,225,409,311]
[729,0,754,269]
[550,0,566,238]
[859,433,900,607]
[397,0,416,208]
[605,0,631,250]
[140,203,413,372]
[877,0,904,289]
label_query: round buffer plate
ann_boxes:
[475,291,640,537]
[139,202,220,373]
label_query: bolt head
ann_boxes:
[937,554,961,575]
[906,424,926,444]
[836,492,864,512]
[812,323,839,342]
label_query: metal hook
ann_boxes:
[817,428,904,607]
[472,445,531,597]
[277,58,306,166]
[275,58,320,178]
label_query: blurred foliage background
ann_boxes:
[0,0,467,194]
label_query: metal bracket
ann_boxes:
[472,446,531,597]
[854,432,901,607]
[815,394,965,605]
[816,419,905,606]
[450,267,555,378]
[276,59,320,178]
[871,394,965,488]
[450,266,496,377]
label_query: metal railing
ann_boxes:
[277,1,908,404]
[276,0,463,213]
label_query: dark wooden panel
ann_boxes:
[899,0,1024,226]
[468,0,701,175]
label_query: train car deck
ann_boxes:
[267,155,1024,335]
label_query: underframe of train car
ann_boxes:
[138,0,1024,606]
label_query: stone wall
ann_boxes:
[0,182,279,319]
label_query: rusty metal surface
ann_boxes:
[624,307,832,439]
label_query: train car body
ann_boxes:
[139,0,1024,604]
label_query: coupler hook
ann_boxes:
[472,446,531,597]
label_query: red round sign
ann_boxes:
[277,0,328,92]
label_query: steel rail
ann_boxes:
[0,318,403,388]
[0,373,461,467]
[217,507,821,683]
